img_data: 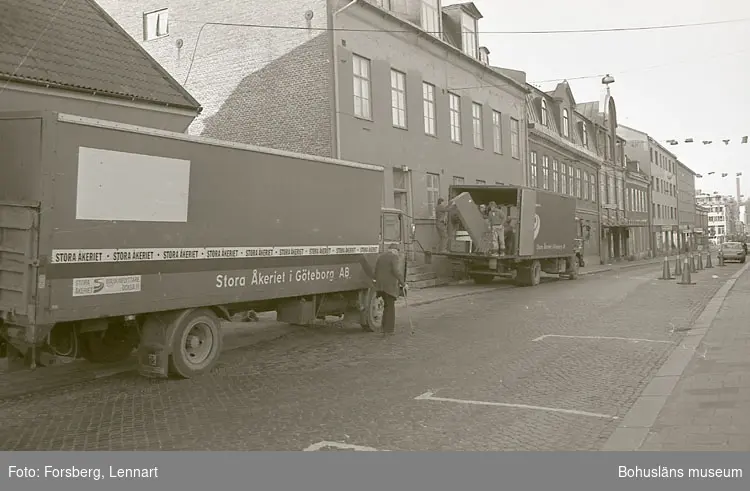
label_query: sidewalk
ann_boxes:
[398,254,680,308]
[604,261,750,451]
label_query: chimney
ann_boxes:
[478,46,490,65]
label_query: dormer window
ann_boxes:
[421,0,439,35]
[540,99,548,127]
[461,13,477,58]
[580,121,589,147]
[562,108,570,137]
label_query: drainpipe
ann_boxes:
[332,0,361,159]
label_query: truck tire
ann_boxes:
[564,256,579,280]
[78,319,137,364]
[168,309,223,378]
[516,260,541,287]
[360,289,384,333]
[470,274,494,285]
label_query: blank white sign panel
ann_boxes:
[75,147,190,222]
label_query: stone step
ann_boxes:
[406,271,438,282]
[408,277,451,289]
[407,263,432,275]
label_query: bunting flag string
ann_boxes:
[695,172,743,178]
[659,136,749,146]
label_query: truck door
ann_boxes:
[381,210,403,252]
[517,188,537,256]
[0,202,40,327]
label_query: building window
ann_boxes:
[422,82,436,136]
[541,99,548,126]
[420,0,439,35]
[352,54,372,119]
[491,110,502,153]
[541,155,549,190]
[449,93,462,143]
[581,122,588,147]
[568,166,575,197]
[562,108,570,137]
[583,172,589,200]
[472,103,483,148]
[453,176,465,185]
[143,8,169,41]
[390,69,407,128]
[528,151,538,187]
[510,118,520,159]
[426,173,440,218]
[590,175,597,203]
[461,14,477,58]
[575,168,582,198]
[552,159,559,193]
[560,163,567,194]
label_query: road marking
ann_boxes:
[415,392,618,420]
[532,334,674,344]
[303,441,385,451]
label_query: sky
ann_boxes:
[446,0,750,199]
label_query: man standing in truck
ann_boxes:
[435,198,450,253]
[374,243,406,336]
[488,201,506,255]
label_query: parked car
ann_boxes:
[719,242,746,263]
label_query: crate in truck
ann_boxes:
[0,111,399,378]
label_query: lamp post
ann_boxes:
[598,74,616,263]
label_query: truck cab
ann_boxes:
[380,207,408,253]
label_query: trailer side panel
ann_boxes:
[26,114,383,324]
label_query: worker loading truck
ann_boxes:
[436,184,579,286]
[0,111,406,379]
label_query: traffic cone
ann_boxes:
[677,257,695,285]
[697,253,704,270]
[705,252,714,268]
[659,255,673,280]
[674,255,683,277]
[690,253,698,273]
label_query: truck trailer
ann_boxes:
[437,185,579,286]
[0,111,405,379]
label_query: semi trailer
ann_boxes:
[0,111,406,379]
[436,184,579,286]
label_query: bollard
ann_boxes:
[697,253,704,270]
[690,253,698,273]
[677,256,695,285]
[705,252,714,268]
[659,255,673,280]
[718,252,725,267]
[674,254,683,277]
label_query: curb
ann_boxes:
[601,261,750,451]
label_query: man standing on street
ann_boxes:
[435,198,450,253]
[374,243,406,336]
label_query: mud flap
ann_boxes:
[137,310,192,378]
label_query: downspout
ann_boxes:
[332,0,361,159]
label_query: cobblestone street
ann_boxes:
[0,262,744,451]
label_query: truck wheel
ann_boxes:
[516,260,541,287]
[470,274,494,285]
[168,309,223,378]
[361,289,384,333]
[565,257,579,280]
[78,319,137,364]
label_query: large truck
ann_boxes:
[0,111,406,379]
[437,184,579,286]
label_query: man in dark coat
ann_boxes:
[373,243,406,336]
